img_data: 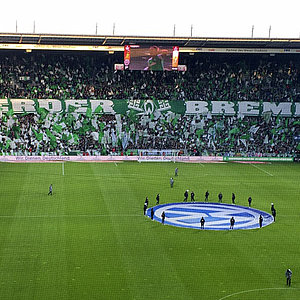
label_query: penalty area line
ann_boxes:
[216,287,300,300]
[250,163,273,176]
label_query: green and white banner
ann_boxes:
[223,157,294,162]
[0,99,299,116]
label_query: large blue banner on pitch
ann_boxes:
[146,202,274,230]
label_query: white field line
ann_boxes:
[114,162,118,167]
[0,214,141,218]
[250,163,273,176]
[217,287,300,300]
[0,213,288,219]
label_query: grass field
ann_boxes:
[0,161,299,300]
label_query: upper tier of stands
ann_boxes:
[0,51,299,102]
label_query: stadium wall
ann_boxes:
[0,156,293,163]
[0,155,223,162]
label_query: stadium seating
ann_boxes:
[0,112,298,156]
[0,51,299,156]
[0,52,299,102]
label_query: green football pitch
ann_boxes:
[0,161,299,300]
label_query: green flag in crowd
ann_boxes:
[1,114,7,122]
[208,121,214,128]
[98,132,104,143]
[78,125,90,135]
[65,114,75,126]
[172,117,178,126]
[36,107,48,121]
[293,120,300,126]
[241,133,250,140]
[94,105,103,114]
[127,110,138,123]
[229,128,240,135]
[52,124,62,133]
[285,119,289,127]
[49,140,57,149]
[12,125,20,139]
[196,129,205,138]
[68,105,77,113]
[32,129,43,141]
[62,133,72,141]
[271,128,276,135]
[7,108,14,117]
[73,134,79,145]
[99,122,105,131]
[86,107,92,118]
[46,129,56,142]
[275,114,281,125]
[5,139,11,149]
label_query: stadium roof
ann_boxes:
[1,33,300,53]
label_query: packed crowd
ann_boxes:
[0,110,299,156]
[0,51,299,156]
[0,51,300,102]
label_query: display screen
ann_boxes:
[124,45,179,71]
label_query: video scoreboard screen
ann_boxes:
[124,45,179,71]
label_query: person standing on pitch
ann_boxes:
[230,217,235,229]
[259,215,263,228]
[248,196,252,207]
[232,193,236,204]
[170,177,174,188]
[161,211,165,224]
[205,190,209,202]
[285,269,292,286]
[48,184,53,196]
[144,201,148,215]
[200,217,205,229]
[218,192,223,203]
[271,203,275,213]
[272,208,276,222]
[184,190,188,202]
[156,194,160,205]
[191,191,195,202]
[175,167,178,177]
[151,208,154,220]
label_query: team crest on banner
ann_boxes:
[128,99,171,115]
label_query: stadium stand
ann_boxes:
[0,50,299,157]
[0,51,300,101]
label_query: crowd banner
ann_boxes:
[0,99,299,117]
[0,155,223,162]
[223,157,294,162]
[0,156,294,162]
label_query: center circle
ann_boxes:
[146,202,274,230]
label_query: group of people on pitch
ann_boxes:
[145,167,277,227]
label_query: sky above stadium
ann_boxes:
[1,0,300,38]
